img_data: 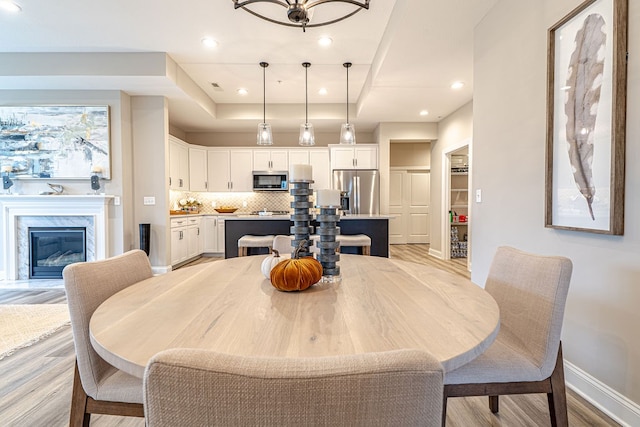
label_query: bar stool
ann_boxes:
[237,235,274,257]
[337,234,371,255]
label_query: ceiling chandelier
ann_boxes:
[233,1,370,32]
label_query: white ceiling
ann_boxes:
[0,0,498,134]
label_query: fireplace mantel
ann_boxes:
[0,195,114,280]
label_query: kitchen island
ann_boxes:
[224,215,390,258]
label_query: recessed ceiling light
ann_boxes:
[318,36,333,47]
[419,110,429,116]
[237,88,248,96]
[201,37,218,48]
[451,81,465,90]
[318,88,328,95]
[0,1,21,12]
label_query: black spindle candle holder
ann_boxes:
[289,180,314,258]
[316,205,341,280]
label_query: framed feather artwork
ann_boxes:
[545,0,627,235]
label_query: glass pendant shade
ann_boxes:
[257,61,273,145]
[299,123,315,146]
[257,122,273,145]
[299,62,315,146]
[339,62,356,144]
[339,123,356,144]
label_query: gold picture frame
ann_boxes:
[545,0,627,234]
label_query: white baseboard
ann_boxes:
[565,360,640,427]
[428,248,443,259]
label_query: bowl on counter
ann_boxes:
[214,207,238,214]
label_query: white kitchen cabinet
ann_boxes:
[309,149,330,190]
[186,216,202,259]
[189,146,208,192]
[217,216,227,253]
[330,144,378,170]
[253,149,288,171]
[203,216,219,253]
[207,149,253,192]
[288,148,330,189]
[170,217,189,265]
[169,136,190,190]
[288,149,309,166]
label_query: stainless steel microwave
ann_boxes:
[252,171,288,191]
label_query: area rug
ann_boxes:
[0,304,70,360]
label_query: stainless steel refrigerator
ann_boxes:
[333,169,380,215]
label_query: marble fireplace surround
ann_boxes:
[0,195,113,281]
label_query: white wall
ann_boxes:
[473,0,640,418]
[131,96,170,269]
[431,102,473,259]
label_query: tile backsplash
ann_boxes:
[170,191,308,214]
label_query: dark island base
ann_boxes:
[225,219,389,258]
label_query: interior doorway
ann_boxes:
[388,141,431,245]
[442,142,471,271]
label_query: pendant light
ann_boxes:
[257,62,273,145]
[339,62,356,144]
[299,62,315,146]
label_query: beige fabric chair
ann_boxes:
[238,234,274,256]
[273,234,320,255]
[442,246,573,426]
[272,234,294,255]
[63,249,153,426]
[144,348,444,427]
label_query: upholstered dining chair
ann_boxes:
[272,234,294,255]
[63,249,153,426]
[442,246,573,426]
[144,348,444,427]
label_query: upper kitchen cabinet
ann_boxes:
[189,146,208,192]
[329,144,378,170]
[169,136,190,190]
[253,149,288,171]
[207,149,253,192]
[288,148,330,190]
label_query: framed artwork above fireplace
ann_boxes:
[0,105,111,179]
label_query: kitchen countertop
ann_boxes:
[226,214,394,220]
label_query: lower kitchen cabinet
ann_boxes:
[171,216,203,266]
[203,216,227,254]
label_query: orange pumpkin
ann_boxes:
[270,241,322,292]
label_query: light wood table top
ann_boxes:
[90,255,500,379]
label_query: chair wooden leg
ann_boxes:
[363,245,371,256]
[69,361,91,427]
[441,394,448,427]
[489,395,499,413]
[548,343,568,427]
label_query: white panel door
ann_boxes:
[270,150,288,170]
[408,172,430,243]
[389,170,430,244]
[389,171,406,244]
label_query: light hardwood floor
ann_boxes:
[0,245,619,426]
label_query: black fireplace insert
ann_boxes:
[29,227,87,279]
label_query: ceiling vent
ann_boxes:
[210,82,223,92]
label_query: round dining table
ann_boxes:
[90,254,500,379]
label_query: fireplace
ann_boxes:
[29,227,87,279]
